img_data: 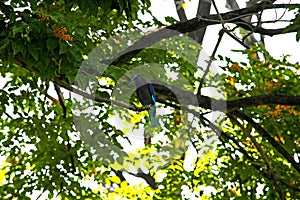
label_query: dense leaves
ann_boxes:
[0,0,299,199]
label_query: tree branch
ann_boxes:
[229,114,285,199]
[54,83,76,173]
[225,94,300,112]
[154,82,300,111]
[14,57,300,114]
[174,0,211,44]
[174,0,188,21]
[197,0,224,95]
[107,3,299,66]
[192,0,211,44]
[13,58,300,115]
[197,29,224,95]
[232,110,300,174]
[201,115,278,183]
[121,169,157,189]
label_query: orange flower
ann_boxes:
[225,77,235,87]
[249,47,258,59]
[274,135,285,144]
[37,14,51,21]
[230,63,241,71]
[38,14,73,42]
[267,105,299,117]
[52,24,73,41]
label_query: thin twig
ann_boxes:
[197,29,224,95]
[54,84,67,118]
[224,29,251,49]
[200,115,274,180]
[54,84,76,173]
[229,115,285,199]
[212,0,225,28]
[241,5,265,46]
[233,110,300,174]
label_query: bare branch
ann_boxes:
[125,169,157,189]
[174,0,188,21]
[197,29,224,95]
[192,0,212,44]
[14,58,300,113]
[108,3,299,66]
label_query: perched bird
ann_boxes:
[129,74,159,127]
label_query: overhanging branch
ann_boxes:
[232,110,300,174]
[55,76,300,113]
[14,55,300,114]
[108,3,299,66]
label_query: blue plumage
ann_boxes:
[129,75,159,127]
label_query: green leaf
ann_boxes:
[46,38,58,50]
[12,24,25,36]
[59,40,69,55]
[88,0,99,15]
[103,66,127,81]
[284,135,296,152]
[99,0,112,11]
[0,38,10,51]
[40,52,51,67]
[165,16,178,24]
[12,40,26,55]
[116,156,123,165]
[78,0,98,15]
[77,1,88,13]
[28,44,39,60]
[64,0,74,12]
[96,91,110,99]
[30,1,37,10]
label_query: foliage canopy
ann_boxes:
[0,0,299,199]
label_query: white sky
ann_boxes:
[1,0,299,199]
[149,0,300,63]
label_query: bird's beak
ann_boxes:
[128,80,135,86]
[128,74,139,86]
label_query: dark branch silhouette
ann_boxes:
[232,110,300,174]
[107,3,299,67]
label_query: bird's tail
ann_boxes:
[148,106,159,127]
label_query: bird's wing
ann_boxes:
[147,83,156,105]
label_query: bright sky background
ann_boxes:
[116,0,300,158]
[121,0,300,196]
[1,0,299,199]
[150,0,300,64]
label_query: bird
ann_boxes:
[129,74,159,127]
